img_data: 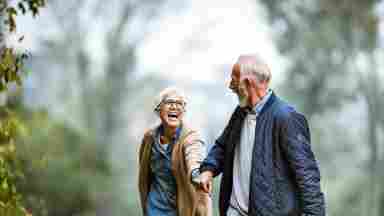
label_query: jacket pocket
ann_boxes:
[276,178,300,216]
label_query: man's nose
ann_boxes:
[229,81,237,90]
[228,80,234,88]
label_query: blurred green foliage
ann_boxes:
[0,0,45,92]
[0,1,53,215]
[0,93,112,216]
[11,98,111,216]
[0,107,28,216]
[3,0,46,32]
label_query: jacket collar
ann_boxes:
[236,91,277,119]
[251,89,272,115]
[157,124,182,145]
[258,90,276,116]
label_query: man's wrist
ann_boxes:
[201,170,213,179]
[199,165,216,176]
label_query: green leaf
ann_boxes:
[5,7,17,16]
[17,3,26,15]
[0,81,7,92]
[18,36,24,43]
[1,179,8,190]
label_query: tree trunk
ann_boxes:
[364,52,380,216]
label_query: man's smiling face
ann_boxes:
[159,96,185,129]
[230,64,249,107]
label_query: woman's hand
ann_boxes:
[199,171,213,193]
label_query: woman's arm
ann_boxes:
[183,131,207,184]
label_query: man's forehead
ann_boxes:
[237,56,253,64]
[236,55,262,65]
[232,64,241,75]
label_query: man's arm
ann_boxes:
[199,107,243,192]
[197,132,227,193]
[199,132,227,177]
[279,111,325,216]
[198,132,227,193]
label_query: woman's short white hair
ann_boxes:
[153,86,187,113]
[236,54,271,82]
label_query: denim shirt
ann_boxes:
[146,126,181,216]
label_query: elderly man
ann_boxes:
[198,55,325,216]
[138,87,211,216]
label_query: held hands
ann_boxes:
[199,171,213,193]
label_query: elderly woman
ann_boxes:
[138,87,211,216]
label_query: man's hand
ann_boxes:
[199,171,213,193]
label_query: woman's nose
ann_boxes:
[169,103,178,109]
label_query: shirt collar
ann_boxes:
[252,89,272,115]
[157,124,182,144]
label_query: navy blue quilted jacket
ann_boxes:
[200,92,325,216]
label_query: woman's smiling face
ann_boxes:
[159,96,185,129]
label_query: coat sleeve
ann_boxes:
[183,131,207,183]
[139,129,152,162]
[278,111,325,216]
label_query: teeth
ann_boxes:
[168,113,178,118]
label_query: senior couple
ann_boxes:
[138,54,326,216]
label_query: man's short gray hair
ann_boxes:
[154,86,187,113]
[236,54,271,82]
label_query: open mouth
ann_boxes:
[167,113,179,121]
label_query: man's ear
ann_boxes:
[242,77,249,87]
[245,76,257,89]
[259,80,269,90]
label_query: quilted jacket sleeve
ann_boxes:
[279,111,325,216]
[200,107,243,177]
[199,131,226,177]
